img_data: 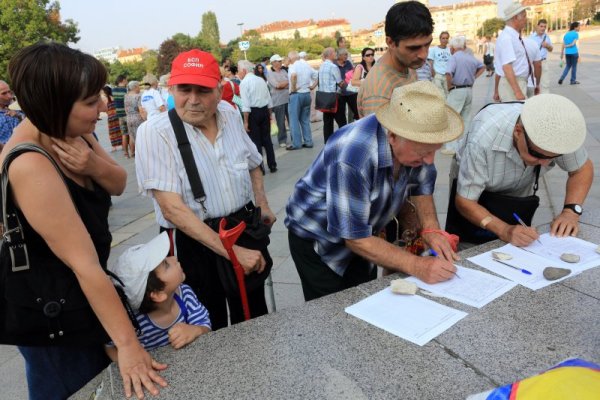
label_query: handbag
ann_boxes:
[315,91,338,113]
[167,109,273,299]
[445,165,541,244]
[315,71,339,113]
[0,144,139,346]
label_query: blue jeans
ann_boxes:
[18,345,109,400]
[288,92,312,148]
[560,54,578,83]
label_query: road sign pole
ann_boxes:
[244,50,247,60]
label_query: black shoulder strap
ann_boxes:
[532,165,541,195]
[1,143,71,272]
[167,108,207,212]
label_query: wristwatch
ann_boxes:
[563,204,583,215]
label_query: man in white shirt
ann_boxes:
[428,31,451,98]
[238,59,276,173]
[140,73,166,120]
[529,18,553,94]
[287,50,318,150]
[135,50,276,329]
[494,2,531,101]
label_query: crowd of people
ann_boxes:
[0,1,593,399]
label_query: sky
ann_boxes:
[58,0,510,54]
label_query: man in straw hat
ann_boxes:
[494,1,533,101]
[285,81,463,301]
[448,95,593,247]
[135,49,277,329]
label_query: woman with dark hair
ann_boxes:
[101,85,123,152]
[351,47,375,88]
[254,64,267,80]
[559,21,581,85]
[2,42,166,399]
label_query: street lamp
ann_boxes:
[237,22,244,38]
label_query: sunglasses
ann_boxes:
[364,53,374,57]
[523,128,559,160]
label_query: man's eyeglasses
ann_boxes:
[522,128,559,160]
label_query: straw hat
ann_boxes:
[521,94,586,155]
[375,81,463,144]
[503,2,529,21]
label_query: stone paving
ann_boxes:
[1,35,600,399]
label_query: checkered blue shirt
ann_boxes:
[285,115,437,276]
[318,59,342,93]
[0,110,24,144]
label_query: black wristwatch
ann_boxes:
[563,204,583,215]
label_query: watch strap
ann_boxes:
[563,204,582,215]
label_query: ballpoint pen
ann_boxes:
[427,249,461,279]
[492,258,533,275]
[512,212,543,245]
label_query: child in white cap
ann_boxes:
[106,232,211,359]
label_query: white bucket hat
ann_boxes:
[521,94,586,155]
[503,2,529,21]
[108,232,171,310]
[375,81,464,144]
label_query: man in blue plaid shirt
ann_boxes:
[285,81,463,300]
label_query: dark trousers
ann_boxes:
[560,54,579,83]
[249,106,276,169]
[340,93,359,124]
[272,103,289,145]
[322,99,347,143]
[162,227,268,330]
[288,231,376,301]
[18,345,109,400]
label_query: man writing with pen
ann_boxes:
[446,94,593,247]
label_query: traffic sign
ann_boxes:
[238,41,250,51]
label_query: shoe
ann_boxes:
[440,149,455,155]
[558,79,563,85]
[302,144,314,148]
[270,167,278,173]
[286,145,299,150]
[279,143,287,148]
[570,81,580,85]
[260,165,266,175]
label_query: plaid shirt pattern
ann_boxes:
[285,115,437,276]
[318,59,342,93]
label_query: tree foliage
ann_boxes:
[479,18,506,38]
[200,11,220,57]
[0,0,79,80]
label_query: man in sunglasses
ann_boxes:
[449,94,593,247]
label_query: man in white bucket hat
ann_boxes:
[447,95,593,247]
[285,81,464,301]
[494,1,532,101]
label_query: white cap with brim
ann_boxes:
[503,2,530,21]
[521,94,586,155]
[375,81,464,144]
[108,232,171,310]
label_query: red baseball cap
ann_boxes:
[168,49,221,88]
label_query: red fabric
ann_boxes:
[221,81,239,109]
[168,49,221,87]
[420,229,460,252]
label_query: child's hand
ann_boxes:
[168,323,210,349]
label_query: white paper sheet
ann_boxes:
[467,244,578,290]
[345,287,467,346]
[405,266,517,308]
[522,233,600,272]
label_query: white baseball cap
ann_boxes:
[108,232,171,310]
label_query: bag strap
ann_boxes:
[532,164,541,195]
[167,108,207,213]
[1,143,73,272]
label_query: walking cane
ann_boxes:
[218,218,251,321]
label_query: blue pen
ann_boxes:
[492,258,533,275]
[423,249,461,279]
[512,212,543,245]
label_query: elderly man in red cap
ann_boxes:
[135,50,276,329]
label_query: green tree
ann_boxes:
[479,18,505,38]
[294,30,301,40]
[0,0,79,79]
[157,39,184,75]
[200,11,220,56]
[142,50,158,75]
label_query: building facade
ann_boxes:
[253,19,351,40]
